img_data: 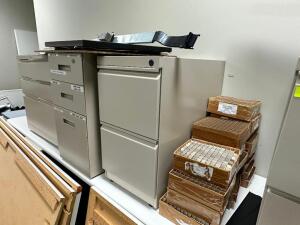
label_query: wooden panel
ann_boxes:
[0,139,64,225]
[86,187,137,225]
[0,117,81,192]
[0,118,81,225]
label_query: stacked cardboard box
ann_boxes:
[159,139,240,225]
[205,96,261,188]
[159,96,261,225]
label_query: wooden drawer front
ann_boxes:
[49,54,84,85]
[86,187,137,225]
[0,129,65,225]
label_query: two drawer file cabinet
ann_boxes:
[98,56,225,207]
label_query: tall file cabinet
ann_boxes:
[18,54,58,145]
[98,56,225,207]
[49,53,103,178]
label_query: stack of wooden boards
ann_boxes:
[0,117,82,225]
[159,96,261,225]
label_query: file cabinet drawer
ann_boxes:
[98,69,161,140]
[55,107,90,176]
[49,54,83,85]
[21,78,51,102]
[24,96,57,145]
[51,80,86,115]
[101,125,158,205]
[18,55,50,82]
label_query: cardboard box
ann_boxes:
[192,117,251,148]
[173,139,240,188]
[159,194,213,225]
[245,131,259,158]
[207,96,261,122]
[168,169,235,213]
[166,189,222,225]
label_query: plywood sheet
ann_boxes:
[0,136,64,225]
[85,187,137,225]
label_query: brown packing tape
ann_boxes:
[207,96,261,122]
[159,194,210,225]
[168,169,235,213]
[166,188,222,225]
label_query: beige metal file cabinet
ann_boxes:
[49,53,103,178]
[18,54,58,145]
[98,56,225,207]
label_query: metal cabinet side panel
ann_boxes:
[24,95,57,145]
[82,54,103,177]
[155,57,225,205]
[267,75,300,198]
[257,188,300,225]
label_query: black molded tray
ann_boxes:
[45,40,172,54]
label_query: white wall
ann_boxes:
[33,0,300,177]
[0,0,36,90]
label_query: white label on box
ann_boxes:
[70,84,84,93]
[218,102,238,115]
[50,69,66,76]
[184,162,214,180]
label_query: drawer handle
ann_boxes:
[58,64,71,72]
[61,92,74,101]
[63,119,75,128]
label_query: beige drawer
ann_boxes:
[24,95,57,145]
[86,187,138,225]
[49,54,84,85]
[18,55,50,82]
[54,107,90,176]
[51,80,86,115]
[21,78,52,102]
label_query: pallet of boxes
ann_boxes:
[159,96,261,225]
